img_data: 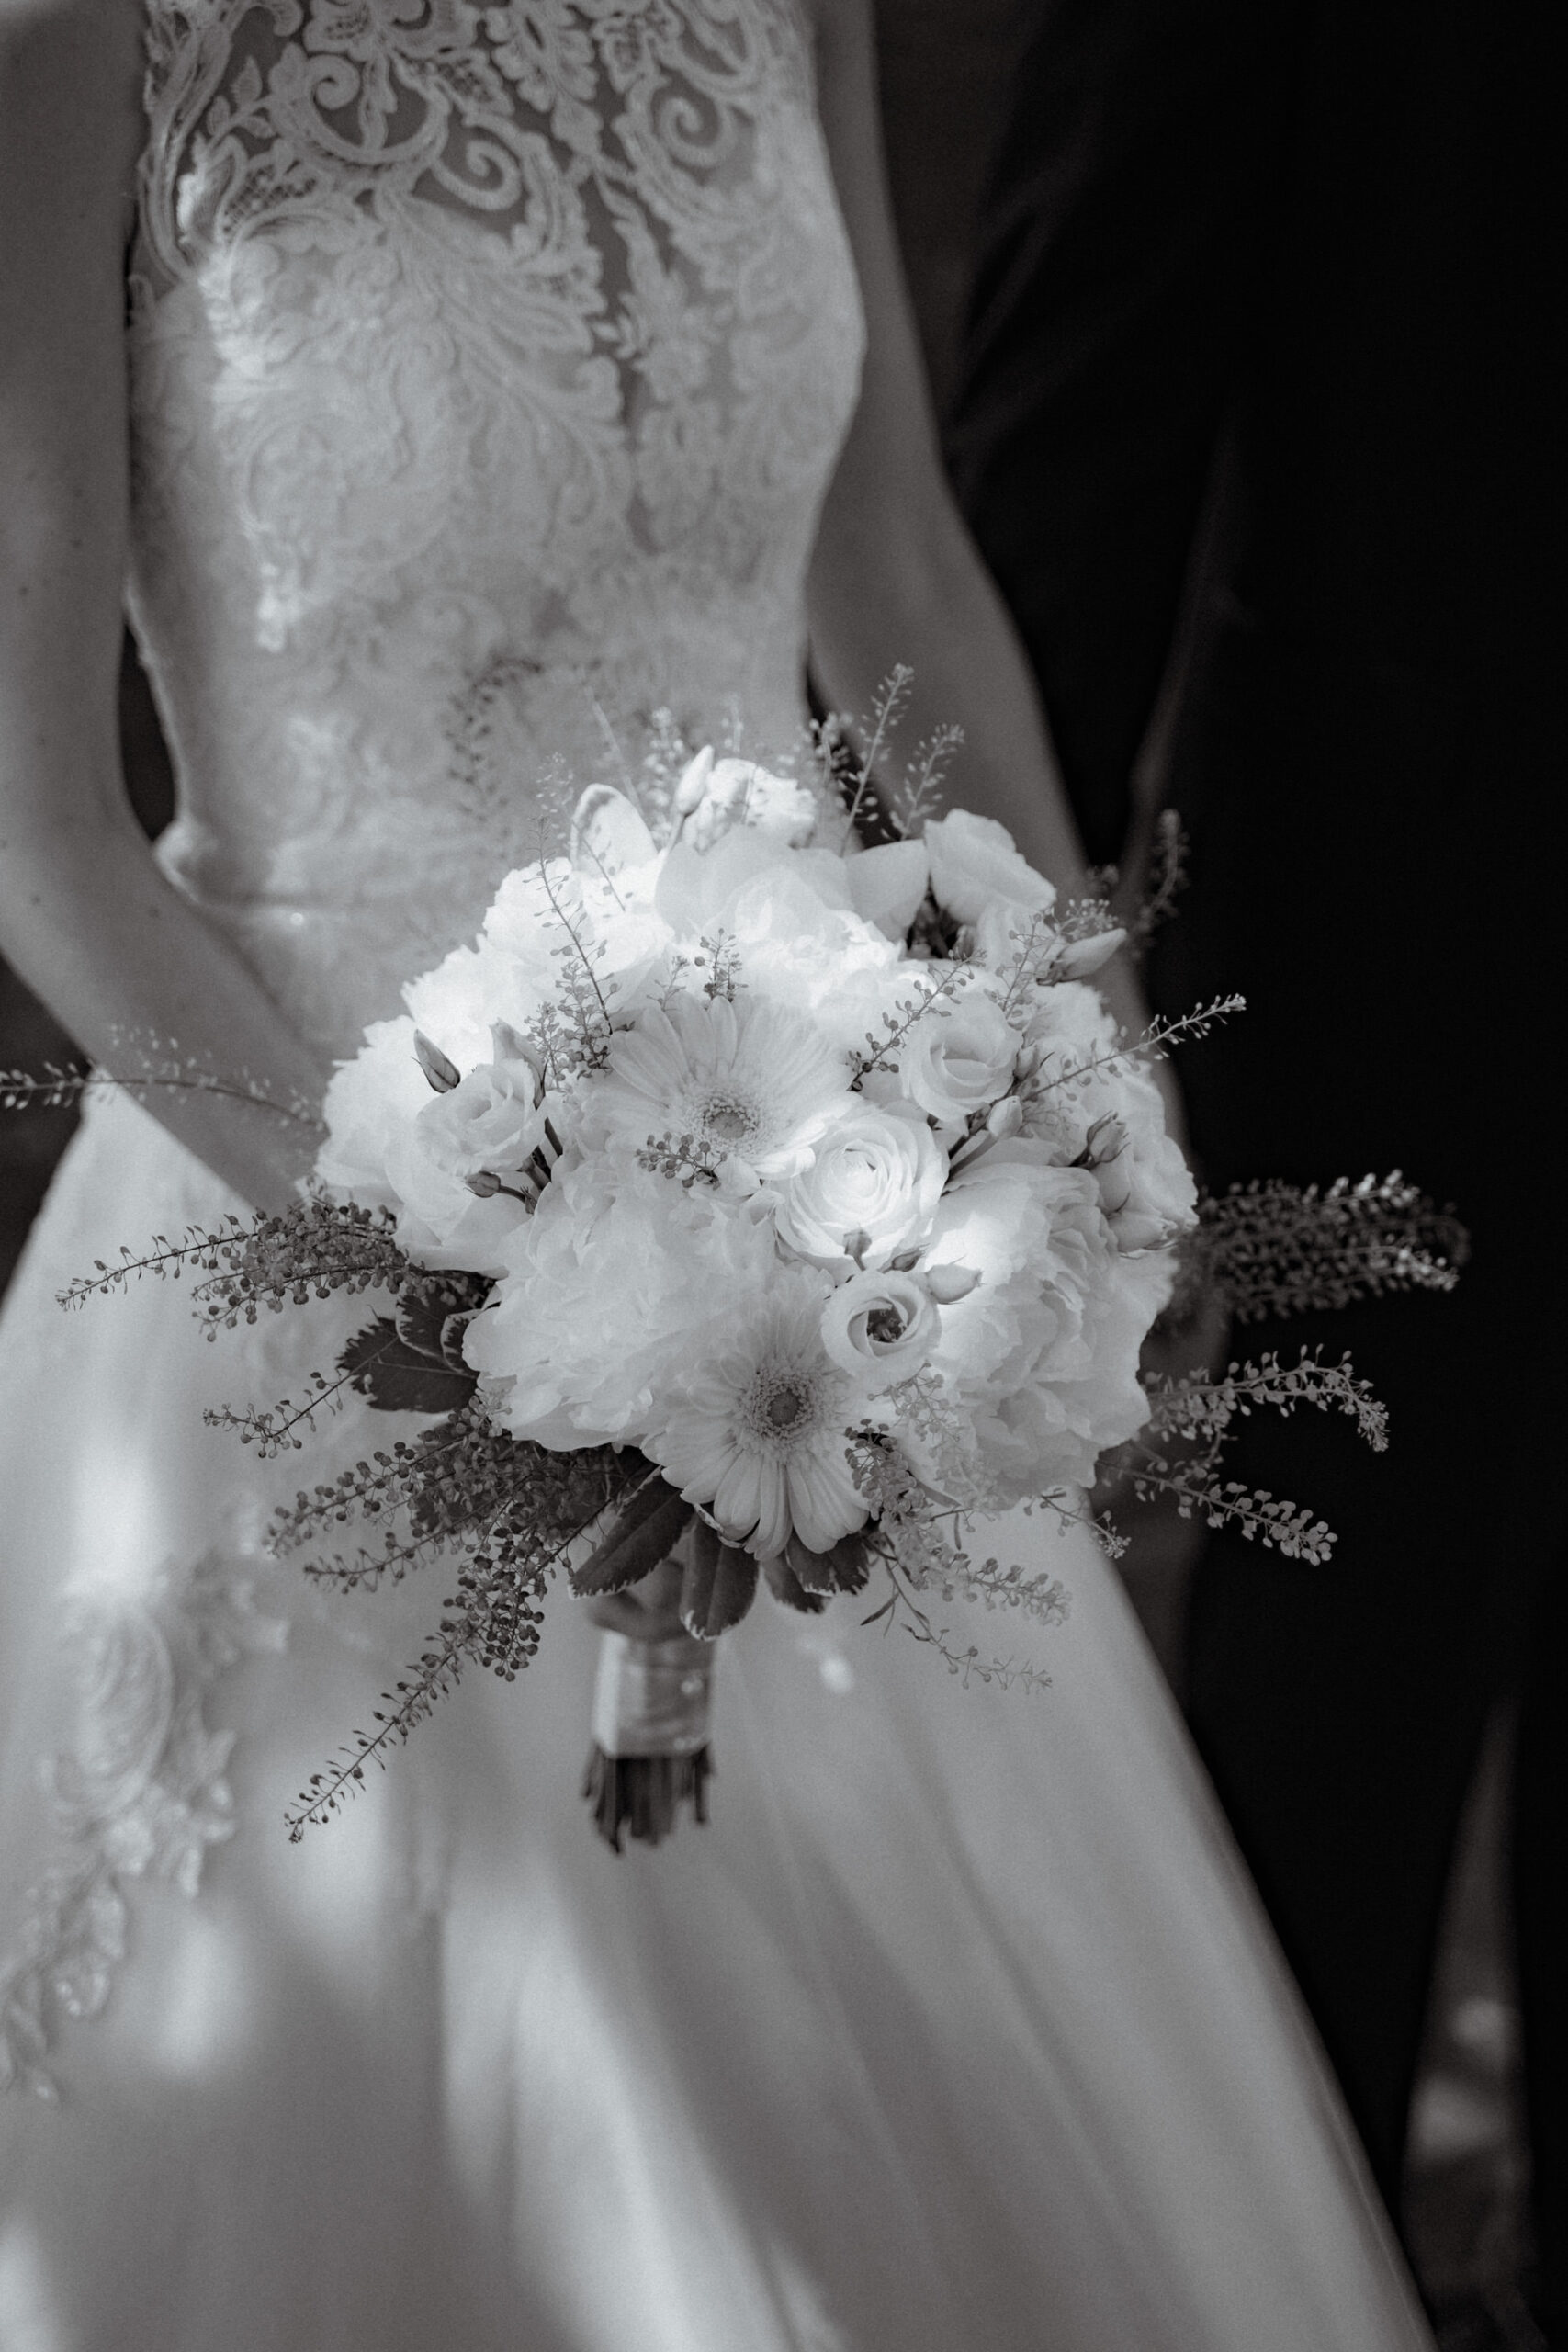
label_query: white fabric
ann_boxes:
[0,4,1432,2345]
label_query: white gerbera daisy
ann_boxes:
[649,1280,869,1559]
[592,993,852,1179]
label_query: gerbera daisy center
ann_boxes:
[701,1091,761,1145]
[750,1372,814,1438]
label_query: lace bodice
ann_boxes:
[129,0,864,1052]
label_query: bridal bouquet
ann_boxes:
[18,699,1466,1848]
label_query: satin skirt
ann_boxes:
[0,1093,1432,2351]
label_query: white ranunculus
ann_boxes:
[819,1268,941,1390]
[773,1099,947,1268]
[897,987,1021,1125]
[924,809,1055,926]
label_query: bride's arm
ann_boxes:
[806,5,1134,946]
[0,0,330,1211]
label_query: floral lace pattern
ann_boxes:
[0,1554,288,2102]
[128,0,865,1056]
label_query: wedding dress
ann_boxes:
[0,6,1433,2346]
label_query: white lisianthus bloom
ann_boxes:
[588,992,852,1180]
[773,1099,946,1269]
[820,1268,941,1391]
[382,1057,551,1257]
[925,808,1055,926]
[1021,983,1198,1248]
[844,837,931,940]
[910,1141,1156,1503]
[648,1276,867,1558]
[676,750,818,852]
[897,986,1022,1125]
[468,1157,778,1449]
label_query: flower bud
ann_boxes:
[1053,927,1125,981]
[673,744,716,815]
[923,1261,982,1306]
[413,1031,461,1093]
[985,1094,1024,1140]
[1081,1113,1129,1168]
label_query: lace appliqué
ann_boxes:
[0,1552,288,2103]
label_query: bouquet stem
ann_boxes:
[583,1623,715,1853]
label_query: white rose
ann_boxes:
[820,1268,941,1390]
[383,1057,553,1264]
[897,987,1021,1125]
[773,1099,947,1268]
[925,809,1056,926]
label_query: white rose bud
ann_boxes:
[774,1100,947,1269]
[820,1269,941,1390]
[899,989,1021,1124]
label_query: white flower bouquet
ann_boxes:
[24,705,1466,1848]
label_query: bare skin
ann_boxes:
[0,0,1169,1226]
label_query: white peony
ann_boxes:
[648,1273,867,1558]
[924,809,1055,926]
[910,1142,1156,1503]
[467,1157,779,1449]
[316,1017,433,1209]
[773,1099,946,1269]
[819,1268,941,1391]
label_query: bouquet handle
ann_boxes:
[582,1539,715,1851]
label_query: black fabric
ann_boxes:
[947,0,1564,2255]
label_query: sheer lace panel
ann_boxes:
[138,1,831,562]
